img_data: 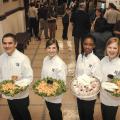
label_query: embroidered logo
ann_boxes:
[52,68,55,72]
[114,70,120,77]
[89,64,92,68]
[16,63,20,66]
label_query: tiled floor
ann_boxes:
[0,17,120,120]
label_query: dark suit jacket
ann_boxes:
[70,10,91,38]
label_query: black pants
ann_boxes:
[74,37,80,61]
[45,101,63,120]
[29,17,38,38]
[7,97,31,120]
[77,98,96,120]
[62,23,69,39]
[108,23,115,32]
[74,32,89,60]
[101,103,118,120]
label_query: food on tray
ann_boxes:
[0,80,28,96]
[71,74,100,98]
[33,77,66,97]
[103,78,120,97]
[102,82,118,92]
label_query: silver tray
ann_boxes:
[71,77,101,99]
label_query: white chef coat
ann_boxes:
[0,49,33,100]
[41,55,67,103]
[100,56,120,106]
[75,52,101,100]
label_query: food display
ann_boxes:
[0,80,28,96]
[33,77,66,97]
[102,78,120,97]
[71,74,100,98]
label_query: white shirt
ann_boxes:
[100,56,120,106]
[41,55,67,103]
[75,52,101,100]
[0,49,33,100]
[28,6,38,18]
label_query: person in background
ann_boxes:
[0,33,33,120]
[47,5,57,39]
[41,39,67,120]
[104,3,120,32]
[38,3,49,40]
[91,8,103,32]
[28,2,38,40]
[75,35,101,120]
[70,2,91,60]
[113,20,120,39]
[62,8,70,40]
[35,1,40,38]
[100,37,120,120]
[91,17,113,59]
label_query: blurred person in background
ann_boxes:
[62,8,70,40]
[38,3,49,40]
[91,17,113,59]
[70,2,91,60]
[47,4,57,39]
[91,8,103,32]
[113,20,120,39]
[104,3,120,32]
[28,2,39,40]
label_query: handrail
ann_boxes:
[0,7,24,21]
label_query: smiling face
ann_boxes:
[2,37,17,56]
[105,37,120,60]
[46,43,58,58]
[83,38,95,55]
[106,42,119,60]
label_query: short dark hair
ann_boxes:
[46,39,59,52]
[96,8,103,17]
[30,2,35,7]
[81,34,96,54]
[83,34,96,44]
[2,33,17,43]
[109,3,117,10]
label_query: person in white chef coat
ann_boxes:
[100,37,120,120]
[0,33,33,120]
[41,39,67,120]
[75,34,101,120]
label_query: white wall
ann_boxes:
[0,10,26,53]
[0,1,24,15]
[0,10,26,38]
[0,0,25,53]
